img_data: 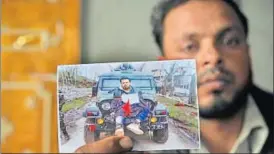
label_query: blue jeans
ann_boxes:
[112,100,150,125]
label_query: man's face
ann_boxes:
[121,79,131,90]
[161,0,251,118]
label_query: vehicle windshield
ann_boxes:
[100,78,153,91]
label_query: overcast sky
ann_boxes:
[57,59,196,80]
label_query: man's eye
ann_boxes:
[223,37,241,47]
[181,43,199,53]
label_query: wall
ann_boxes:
[81,0,273,92]
[241,0,273,92]
[81,0,159,63]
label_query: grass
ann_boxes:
[157,96,177,105]
[168,105,198,128]
[157,95,198,129]
[62,97,86,112]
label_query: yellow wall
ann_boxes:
[1,0,80,152]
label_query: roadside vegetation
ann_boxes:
[62,97,87,112]
[157,95,199,140]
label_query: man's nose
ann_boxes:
[198,45,223,68]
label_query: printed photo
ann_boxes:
[57,59,200,152]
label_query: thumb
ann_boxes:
[75,136,133,153]
[157,56,166,61]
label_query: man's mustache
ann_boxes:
[197,67,234,87]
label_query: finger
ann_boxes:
[157,56,166,61]
[102,136,133,153]
[75,136,133,153]
[118,136,133,150]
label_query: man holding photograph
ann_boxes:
[75,0,273,153]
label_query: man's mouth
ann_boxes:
[198,77,231,92]
[197,67,234,95]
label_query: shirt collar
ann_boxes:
[230,94,269,153]
[190,94,269,153]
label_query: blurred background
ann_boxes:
[1,0,273,153]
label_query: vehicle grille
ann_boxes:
[157,117,167,122]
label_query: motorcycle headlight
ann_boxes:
[101,102,111,110]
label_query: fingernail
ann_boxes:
[119,137,133,149]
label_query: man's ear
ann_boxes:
[157,56,166,61]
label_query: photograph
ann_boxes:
[57,59,200,152]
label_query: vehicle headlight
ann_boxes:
[150,117,157,123]
[101,102,111,110]
[97,118,104,125]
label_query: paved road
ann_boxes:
[61,116,199,152]
[60,98,96,152]
[59,88,199,152]
[131,119,199,151]
[60,118,86,153]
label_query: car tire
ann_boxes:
[152,125,169,143]
[84,126,100,144]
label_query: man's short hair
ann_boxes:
[151,0,249,54]
[120,76,131,83]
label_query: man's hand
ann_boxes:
[74,136,133,153]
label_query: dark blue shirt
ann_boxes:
[112,86,137,98]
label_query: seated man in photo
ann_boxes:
[110,76,149,136]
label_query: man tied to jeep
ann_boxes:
[111,76,147,136]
